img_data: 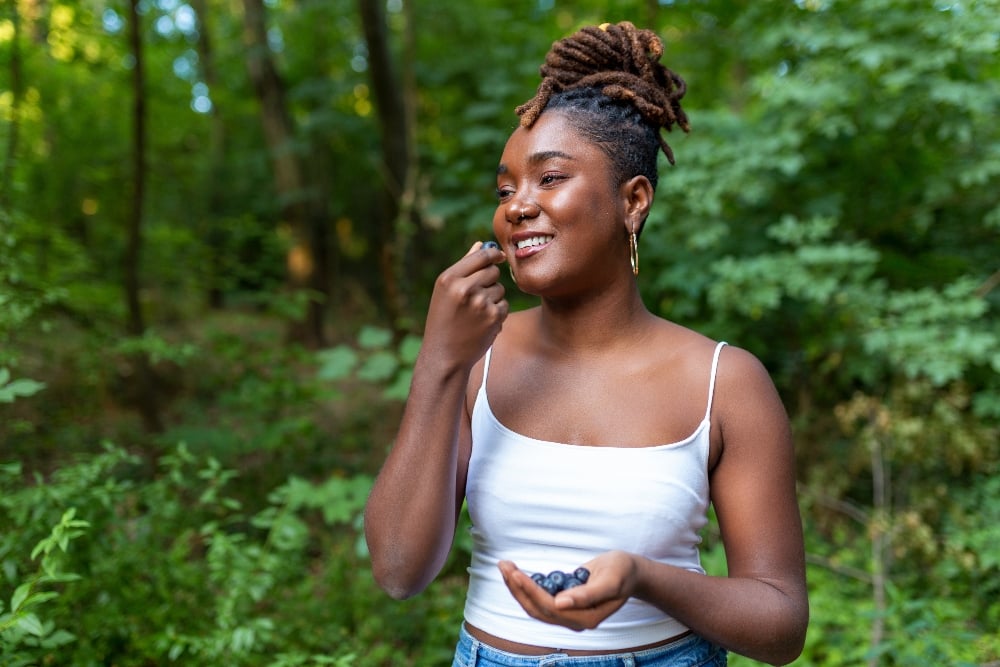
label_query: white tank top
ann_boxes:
[462,341,727,650]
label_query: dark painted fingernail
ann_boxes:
[482,241,500,250]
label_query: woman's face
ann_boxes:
[493,111,634,297]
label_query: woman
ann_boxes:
[364,21,808,667]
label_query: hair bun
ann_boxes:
[542,21,663,85]
[516,21,689,163]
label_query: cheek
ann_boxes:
[552,188,611,227]
[492,206,508,237]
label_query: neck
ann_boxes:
[535,282,654,353]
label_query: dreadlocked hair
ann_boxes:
[515,21,689,179]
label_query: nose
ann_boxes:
[504,196,539,224]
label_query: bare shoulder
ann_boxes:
[716,343,777,390]
[645,319,724,372]
[712,343,792,454]
[484,307,541,360]
[465,307,540,407]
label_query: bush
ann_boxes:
[0,442,468,666]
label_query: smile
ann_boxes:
[516,235,553,250]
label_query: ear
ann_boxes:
[621,175,654,234]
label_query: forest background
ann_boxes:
[1,0,998,665]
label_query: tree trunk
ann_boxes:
[125,0,163,433]
[190,0,229,309]
[358,0,419,332]
[242,0,326,347]
[868,418,889,667]
[1,1,22,210]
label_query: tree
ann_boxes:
[190,0,230,309]
[1,2,998,661]
[242,0,328,347]
[639,1,1000,661]
[122,0,164,433]
[1,0,23,210]
[358,0,418,330]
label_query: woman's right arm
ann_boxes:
[364,243,508,599]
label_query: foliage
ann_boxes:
[0,441,468,665]
[0,211,72,368]
[0,367,45,404]
[318,325,421,401]
[0,505,88,663]
[1,0,998,665]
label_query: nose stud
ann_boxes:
[509,201,538,222]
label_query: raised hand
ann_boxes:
[420,242,509,372]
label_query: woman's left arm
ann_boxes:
[660,344,809,663]
[498,345,808,665]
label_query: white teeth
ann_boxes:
[516,235,553,250]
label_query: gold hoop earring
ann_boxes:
[508,264,518,285]
[629,232,639,276]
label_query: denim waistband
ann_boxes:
[452,624,727,667]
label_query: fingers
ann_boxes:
[498,562,601,632]
[481,284,508,315]
[422,242,510,368]
[463,241,507,271]
[449,243,507,301]
[498,559,631,633]
[500,563,568,626]
[554,587,594,611]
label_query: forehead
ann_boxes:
[497,112,607,173]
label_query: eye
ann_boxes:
[540,173,566,186]
[495,185,514,200]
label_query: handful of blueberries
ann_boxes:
[530,567,591,596]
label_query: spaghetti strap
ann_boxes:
[480,347,493,394]
[704,341,728,422]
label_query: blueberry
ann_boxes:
[540,578,560,595]
[482,241,500,250]
[528,566,590,595]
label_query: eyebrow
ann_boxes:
[496,150,575,176]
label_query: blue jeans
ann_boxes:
[451,625,727,667]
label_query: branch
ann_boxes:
[975,269,1000,298]
[810,492,870,525]
[805,553,873,584]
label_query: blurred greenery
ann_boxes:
[1,0,998,664]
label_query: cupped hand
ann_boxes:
[497,551,638,632]
[421,242,509,371]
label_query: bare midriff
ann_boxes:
[464,623,692,656]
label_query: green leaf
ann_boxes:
[317,345,358,381]
[231,625,256,652]
[357,351,398,382]
[40,628,76,648]
[11,583,32,612]
[397,334,422,365]
[383,369,413,401]
[268,514,309,552]
[15,613,44,637]
[0,377,46,403]
[23,591,59,609]
[357,325,392,350]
